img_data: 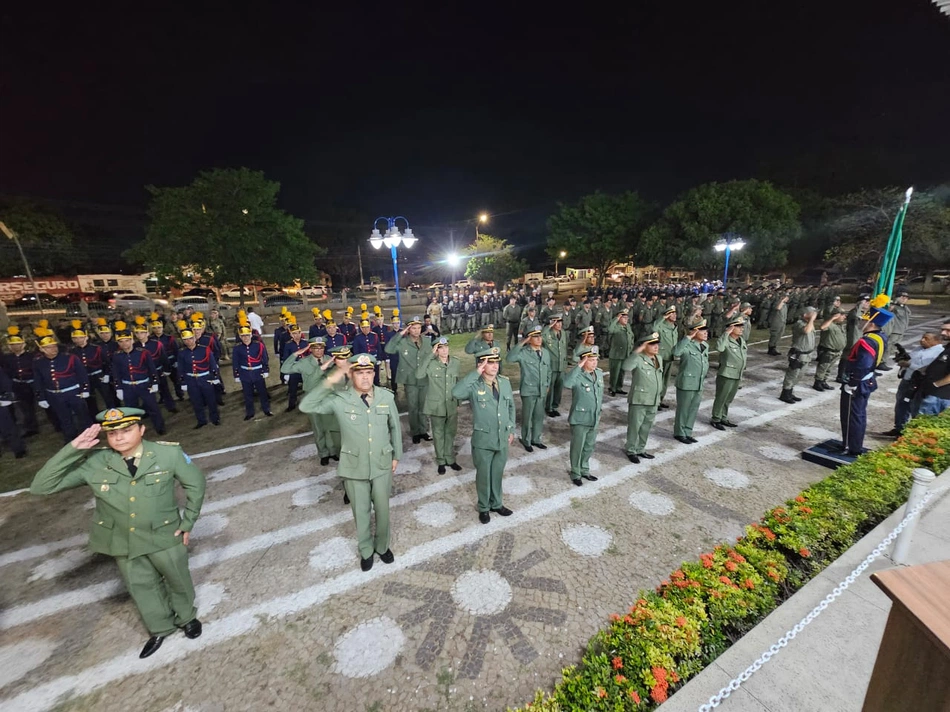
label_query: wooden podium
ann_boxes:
[862,560,950,711]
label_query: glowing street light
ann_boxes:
[555,250,567,276]
[369,216,417,315]
[475,213,489,239]
[713,233,746,287]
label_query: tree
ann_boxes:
[546,191,655,280]
[0,199,76,277]
[463,235,528,288]
[640,180,801,274]
[127,168,320,304]
[823,187,950,287]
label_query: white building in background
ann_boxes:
[77,273,158,295]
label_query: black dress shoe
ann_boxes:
[616,390,627,395]
[320,456,330,466]
[194,423,206,430]
[491,506,513,516]
[330,455,339,461]
[478,511,491,524]
[360,556,374,571]
[790,394,802,402]
[686,436,698,444]
[449,462,462,471]
[412,435,421,444]
[722,420,738,428]
[572,478,583,486]
[419,433,432,441]
[521,440,533,453]
[626,453,640,463]
[182,618,202,639]
[285,405,295,412]
[581,474,598,482]
[882,428,901,437]
[15,450,27,458]
[638,452,655,459]
[212,420,221,426]
[877,363,892,371]
[711,421,725,431]
[343,492,350,505]
[438,465,446,474]
[531,442,547,449]
[244,415,254,421]
[658,402,669,410]
[139,635,165,658]
[264,411,274,416]
[546,410,557,417]
[377,549,395,564]
[674,435,691,444]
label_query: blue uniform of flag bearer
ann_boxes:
[33,325,93,442]
[840,295,891,456]
[232,311,272,419]
[176,320,221,428]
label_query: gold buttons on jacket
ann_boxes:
[130,513,136,518]
[129,527,135,532]
[129,497,135,502]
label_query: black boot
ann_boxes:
[779,389,796,404]
[790,389,802,402]
[813,380,824,392]
[768,348,780,356]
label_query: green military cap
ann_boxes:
[481,323,495,332]
[638,331,660,345]
[526,327,542,337]
[308,336,326,347]
[831,306,846,315]
[578,344,600,358]
[740,301,752,310]
[331,345,353,358]
[687,317,708,331]
[407,315,423,325]
[474,346,502,362]
[97,407,145,431]
[349,353,377,370]
[726,317,745,329]
[663,305,677,315]
[548,313,563,323]
[436,336,449,346]
[579,325,594,334]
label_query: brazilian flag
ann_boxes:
[873,187,914,300]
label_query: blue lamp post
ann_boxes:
[714,233,746,287]
[369,216,417,317]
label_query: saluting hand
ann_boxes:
[71,424,101,450]
[476,360,488,376]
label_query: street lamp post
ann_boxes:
[555,250,567,276]
[0,220,44,316]
[713,233,746,287]
[475,213,488,239]
[369,216,417,316]
[446,252,460,293]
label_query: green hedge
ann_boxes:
[511,412,950,711]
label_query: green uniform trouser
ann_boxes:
[768,325,786,350]
[343,473,392,560]
[782,353,813,390]
[405,383,428,436]
[814,348,842,383]
[472,446,507,512]
[308,413,339,458]
[674,388,702,437]
[625,404,657,454]
[429,412,458,465]
[609,359,625,392]
[660,360,674,402]
[545,371,564,411]
[711,375,739,422]
[570,423,598,479]
[114,544,197,636]
[520,395,545,444]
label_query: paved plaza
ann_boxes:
[0,314,944,712]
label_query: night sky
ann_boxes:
[3,1,949,253]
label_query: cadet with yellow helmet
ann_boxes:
[1,326,39,437]
[34,325,93,441]
[176,320,220,428]
[69,319,114,417]
[232,311,272,419]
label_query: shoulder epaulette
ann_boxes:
[498,375,510,380]
[154,440,181,446]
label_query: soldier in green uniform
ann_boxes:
[519,306,541,340]
[384,316,433,443]
[779,306,824,403]
[502,296,523,351]
[813,308,848,391]
[672,317,710,444]
[767,294,789,356]
[30,407,205,658]
[572,326,597,367]
[607,309,635,396]
[711,317,748,429]
[543,313,568,416]
[464,323,496,355]
[281,338,342,466]
[621,331,663,463]
[653,305,678,410]
[563,343,604,484]
[417,337,462,474]
[506,327,552,451]
[299,353,402,571]
[452,346,516,523]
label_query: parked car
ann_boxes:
[297,285,327,297]
[56,291,99,304]
[259,287,283,298]
[263,294,304,308]
[183,287,218,298]
[219,287,254,299]
[9,292,59,308]
[110,294,155,311]
[170,296,231,311]
[97,289,135,301]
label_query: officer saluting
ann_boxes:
[299,353,402,571]
[563,343,604,485]
[30,407,206,659]
[416,337,462,474]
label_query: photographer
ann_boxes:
[917,320,950,417]
[885,332,942,435]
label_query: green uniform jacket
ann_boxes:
[653,318,679,361]
[519,314,541,336]
[790,320,817,353]
[672,337,709,390]
[715,333,748,380]
[845,306,867,347]
[608,321,635,360]
[542,326,569,371]
[573,308,594,332]
[819,321,847,351]
[502,303,523,323]
[416,351,460,417]
[621,352,664,406]
[384,332,431,386]
[506,342,552,396]
[769,303,788,330]
[464,334,496,355]
[451,371,516,450]
[563,365,605,426]
[31,440,205,559]
[281,351,329,391]
[299,381,403,479]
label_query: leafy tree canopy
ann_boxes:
[546,191,655,280]
[640,179,801,273]
[463,235,528,288]
[127,168,320,299]
[0,199,76,278]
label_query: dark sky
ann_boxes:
[3,0,949,249]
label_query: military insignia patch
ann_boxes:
[357,354,371,366]
[100,484,110,492]
[103,408,124,423]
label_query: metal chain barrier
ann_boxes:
[698,482,950,711]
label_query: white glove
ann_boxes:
[281,374,288,384]
[842,384,855,395]
[234,377,241,384]
[150,384,159,393]
[115,389,124,400]
[81,392,90,399]
[210,379,221,385]
[262,372,269,379]
[0,400,12,407]
[39,400,49,409]
[101,375,110,384]
[182,385,188,392]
